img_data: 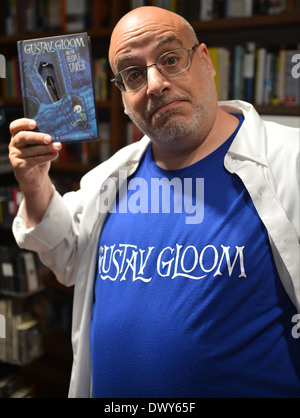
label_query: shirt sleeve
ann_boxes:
[12,187,73,253]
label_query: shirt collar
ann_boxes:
[220,100,268,167]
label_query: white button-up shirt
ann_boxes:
[13,101,300,397]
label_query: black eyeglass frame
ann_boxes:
[111,44,199,93]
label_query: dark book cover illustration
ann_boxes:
[17,32,99,143]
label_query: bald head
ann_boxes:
[109,6,198,73]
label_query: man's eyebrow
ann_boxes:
[155,36,183,49]
[115,36,183,71]
[115,54,135,71]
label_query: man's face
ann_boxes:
[110,12,218,153]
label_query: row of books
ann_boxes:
[0,186,22,226]
[0,297,42,365]
[3,0,111,36]
[209,44,300,105]
[4,0,300,37]
[131,0,300,20]
[0,246,41,295]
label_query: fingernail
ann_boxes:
[53,142,62,150]
[29,120,36,129]
[43,135,52,144]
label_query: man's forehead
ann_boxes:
[109,7,191,68]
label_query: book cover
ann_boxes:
[17,32,99,143]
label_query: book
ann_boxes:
[232,45,244,99]
[217,47,230,100]
[200,0,214,20]
[255,47,267,105]
[16,319,42,365]
[264,51,276,104]
[94,57,109,101]
[207,47,220,97]
[243,42,256,103]
[284,50,300,105]
[17,32,99,143]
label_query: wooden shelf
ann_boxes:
[255,105,300,116]
[0,97,22,106]
[1,11,299,44]
[0,287,45,299]
[0,27,112,45]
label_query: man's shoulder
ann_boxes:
[263,120,299,155]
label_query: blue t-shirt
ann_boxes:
[90,115,300,398]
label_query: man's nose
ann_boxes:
[146,65,170,96]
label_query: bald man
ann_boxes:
[9,7,300,398]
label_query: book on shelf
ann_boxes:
[0,246,41,295]
[0,144,14,174]
[17,32,99,143]
[2,58,22,100]
[94,57,109,102]
[0,186,22,225]
[16,318,42,365]
[243,42,256,103]
[126,122,143,145]
[98,122,111,162]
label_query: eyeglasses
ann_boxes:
[111,44,199,93]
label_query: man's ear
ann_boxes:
[197,43,216,78]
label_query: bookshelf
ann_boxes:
[0,0,299,397]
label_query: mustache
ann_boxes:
[145,94,191,119]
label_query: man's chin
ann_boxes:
[152,107,183,123]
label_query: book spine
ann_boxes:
[255,47,267,105]
[16,41,29,116]
[200,0,214,20]
[243,43,256,103]
[233,45,244,100]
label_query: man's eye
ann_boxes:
[125,69,144,82]
[162,55,180,66]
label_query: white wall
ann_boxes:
[261,115,299,128]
